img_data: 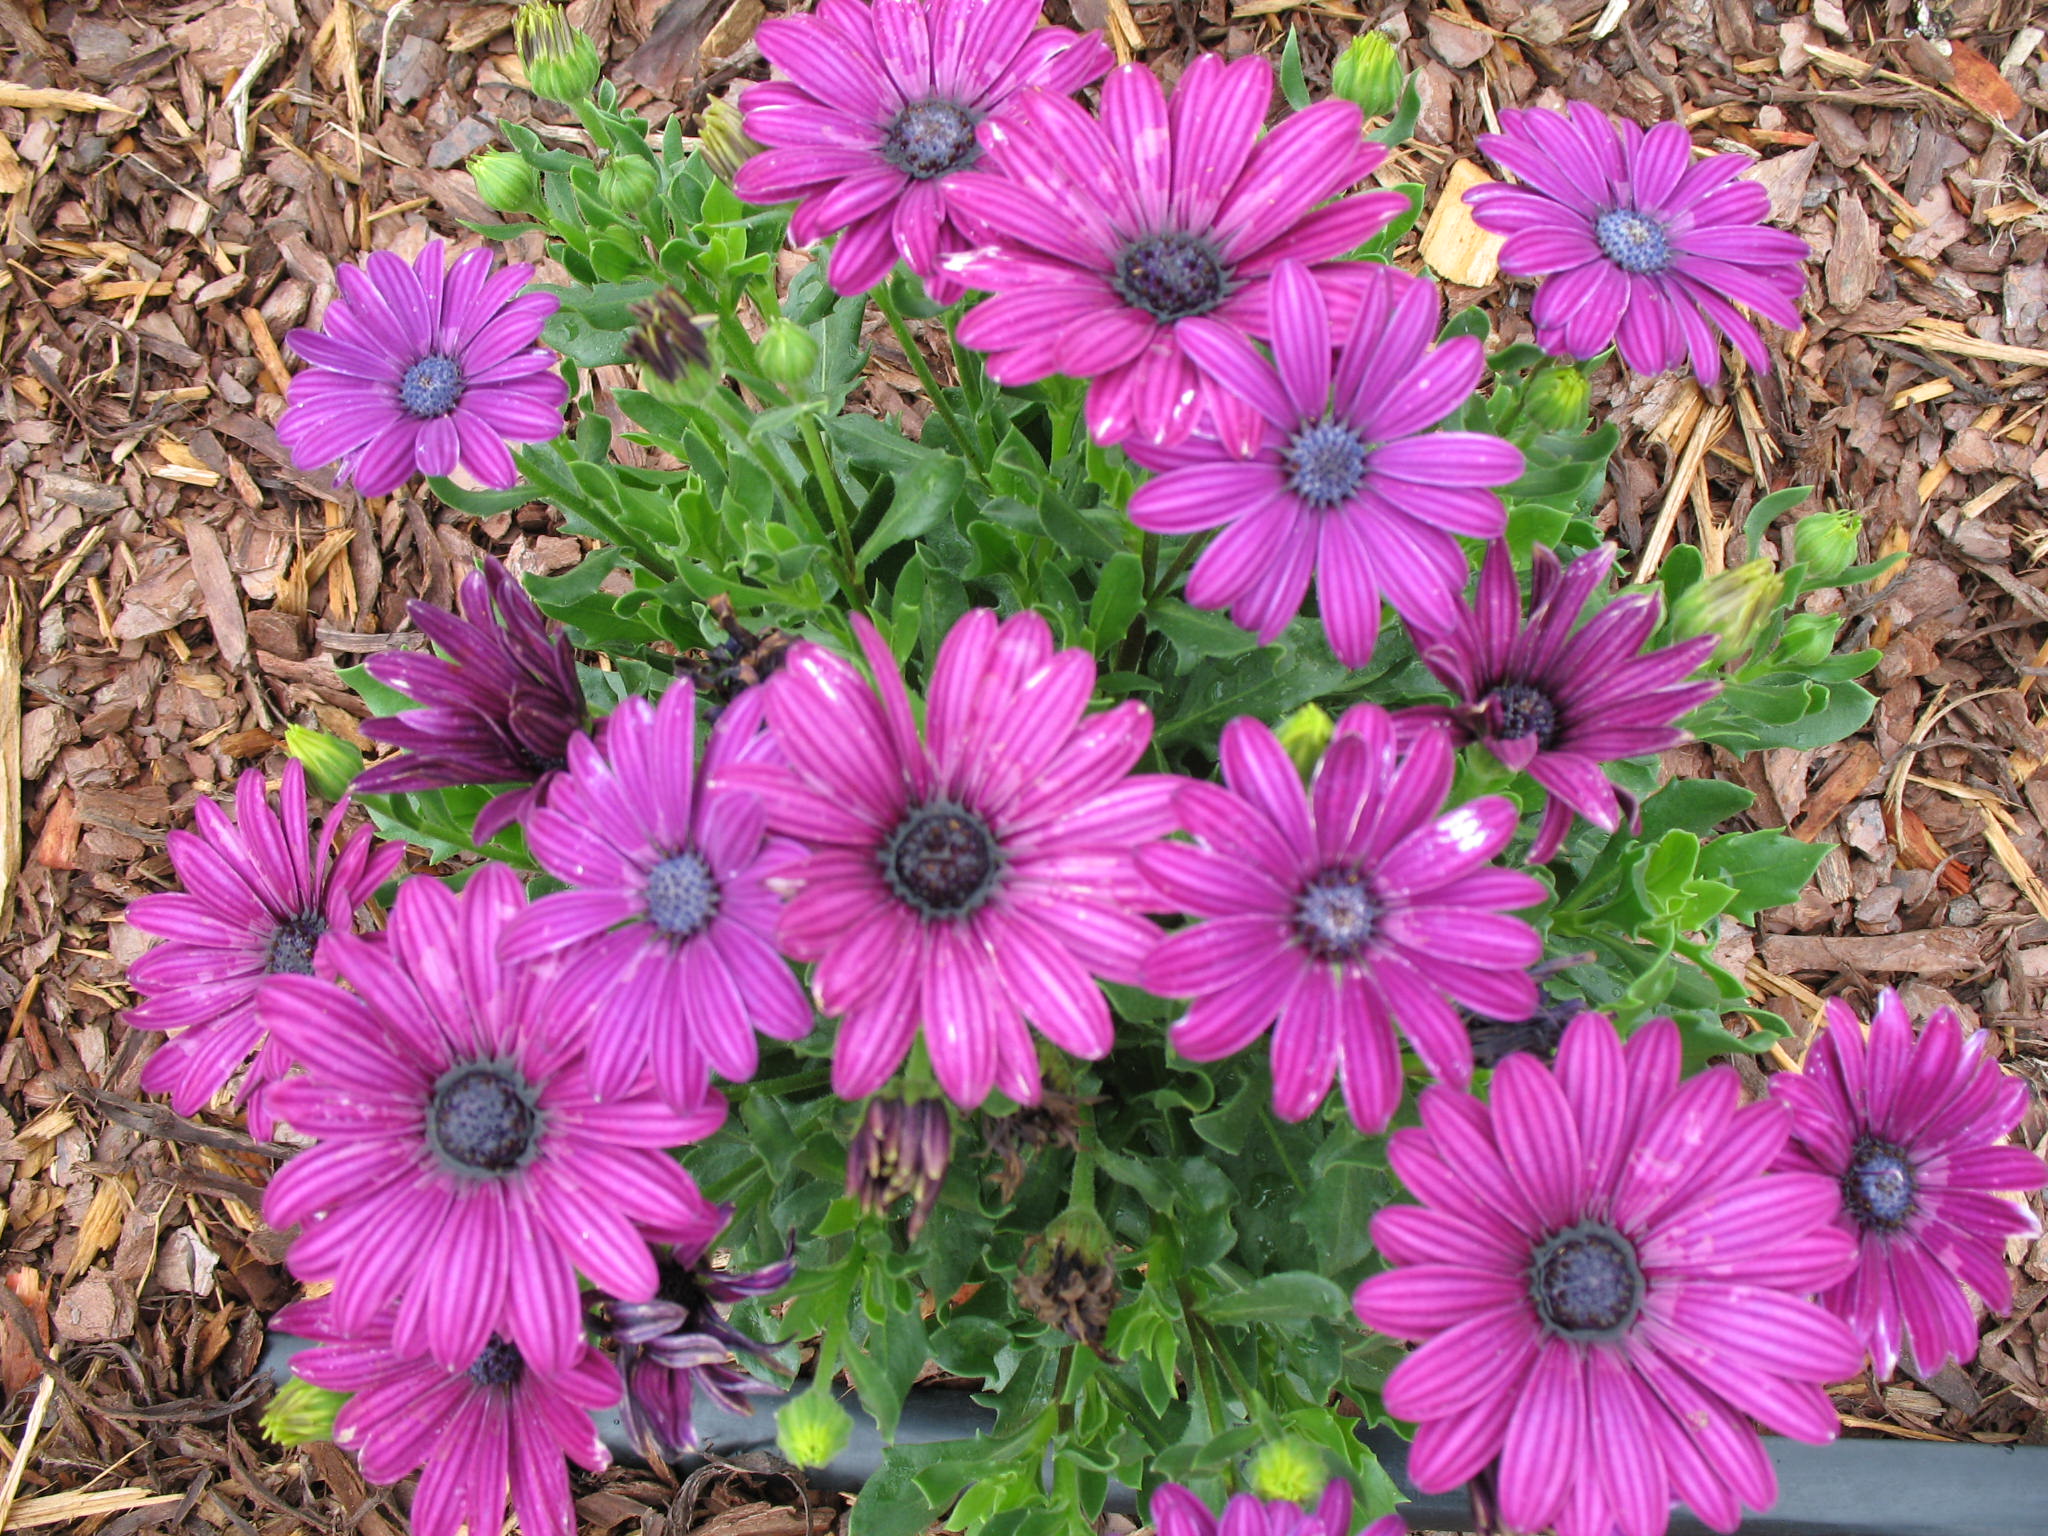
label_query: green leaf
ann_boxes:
[1279,27,1310,111]
[1200,1271,1348,1327]
[1087,551,1144,655]
[340,663,417,718]
[1638,778,1755,838]
[1743,484,1814,561]
[857,453,966,568]
[1149,600,1261,666]
[1696,829,1831,922]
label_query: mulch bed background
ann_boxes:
[1,0,2045,1531]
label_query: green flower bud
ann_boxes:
[516,2,602,105]
[776,1387,854,1469]
[1275,703,1335,780]
[599,153,661,214]
[755,319,820,387]
[1792,510,1861,583]
[1331,32,1404,120]
[1521,364,1590,434]
[698,96,762,185]
[284,725,364,802]
[1247,1437,1330,1506]
[261,1377,349,1446]
[625,290,715,404]
[469,151,539,214]
[1776,610,1839,668]
[1670,558,1783,666]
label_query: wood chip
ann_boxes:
[1944,40,2026,123]
[1759,928,1995,978]
[1418,160,1502,288]
[1789,741,1881,840]
[0,588,16,944]
[184,521,248,672]
[1979,807,2048,926]
[2,1487,179,1530]
[0,84,137,116]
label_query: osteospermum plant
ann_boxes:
[119,14,2045,1536]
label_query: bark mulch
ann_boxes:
[0,0,2045,1531]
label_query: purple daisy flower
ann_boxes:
[1402,541,1720,864]
[716,609,1178,1109]
[356,558,589,844]
[1354,1012,1862,1536]
[1138,707,1545,1134]
[1150,1480,1405,1536]
[733,0,1111,302]
[601,1230,797,1456]
[125,760,403,1140]
[945,55,1411,447]
[1466,103,1810,388]
[1124,260,1523,660]
[277,240,566,496]
[503,682,812,1108]
[1772,989,2047,1380]
[261,865,730,1377]
[276,1296,615,1536]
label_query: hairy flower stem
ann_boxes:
[874,286,986,478]
[797,415,868,614]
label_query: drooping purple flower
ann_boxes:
[261,865,729,1378]
[600,1230,797,1457]
[356,559,589,844]
[277,240,566,496]
[502,682,812,1109]
[1354,1012,1862,1536]
[945,55,1411,447]
[715,609,1178,1109]
[733,0,1111,301]
[1772,989,2047,1380]
[276,1295,615,1536]
[1150,1481,1404,1536]
[1401,541,1720,864]
[125,760,403,1140]
[1124,260,1523,661]
[1466,104,1810,388]
[1137,707,1546,1135]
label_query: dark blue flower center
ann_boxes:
[1487,683,1559,746]
[266,912,328,976]
[400,355,464,419]
[1594,209,1673,276]
[884,804,1000,918]
[1296,870,1376,961]
[1113,233,1228,322]
[429,1064,541,1175]
[1285,420,1369,509]
[884,99,980,180]
[645,851,720,937]
[1842,1137,1916,1231]
[1531,1222,1643,1338]
[468,1334,525,1389]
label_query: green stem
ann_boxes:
[698,388,827,547]
[1067,1143,1099,1216]
[1262,1114,1307,1196]
[874,285,987,477]
[1189,1309,1284,1439]
[797,414,867,613]
[1148,531,1213,604]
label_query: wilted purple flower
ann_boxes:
[1150,1481,1404,1536]
[1354,1012,1862,1536]
[717,610,1178,1109]
[278,240,566,496]
[1773,990,2047,1379]
[1402,541,1720,863]
[503,682,811,1108]
[601,1231,797,1457]
[847,1094,953,1237]
[946,55,1410,447]
[1467,104,1809,388]
[1138,707,1545,1134]
[277,1295,615,1536]
[356,559,588,844]
[734,0,1111,301]
[126,760,403,1139]
[262,866,729,1378]
[1124,260,1522,660]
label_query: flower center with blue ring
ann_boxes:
[266,912,328,976]
[1296,869,1376,961]
[645,851,720,938]
[1531,1222,1643,1338]
[400,354,464,418]
[1487,682,1560,747]
[883,99,980,180]
[884,803,1001,918]
[1594,209,1674,276]
[429,1063,543,1176]
[1113,233,1228,322]
[1842,1136,1916,1231]
[1286,420,1370,509]
[468,1334,525,1388]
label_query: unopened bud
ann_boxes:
[1792,510,1861,583]
[776,1388,854,1469]
[1670,558,1782,666]
[469,151,539,214]
[1246,1437,1330,1506]
[847,1095,952,1239]
[1776,611,1838,668]
[698,96,762,184]
[284,725,364,802]
[1331,32,1404,120]
[599,153,661,214]
[1521,364,1590,434]
[516,2,602,105]
[1276,703,1335,780]
[261,1377,349,1446]
[755,319,819,387]
[625,290,715,404]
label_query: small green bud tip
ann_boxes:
[1792,510,1862,582]
[1671,558,1783,666]
[1522,364,1591,434]
[468,151,539,214]
[698,97,762,184]
[1247,1438,1331,1506]
[1044,1205,1113,1266]
[776,1389,854,1469]
[755,319,820,387]
[1275,703,1335,780]
[515,2,602,105]
[598,153,661,213]
[1331,32,1404,120]
[284,725,364,803]
[261,1378,349,1446]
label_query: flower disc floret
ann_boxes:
[277,241,565,496]
[1137,706,1546,1134]
[1354,1012,1863,1536]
